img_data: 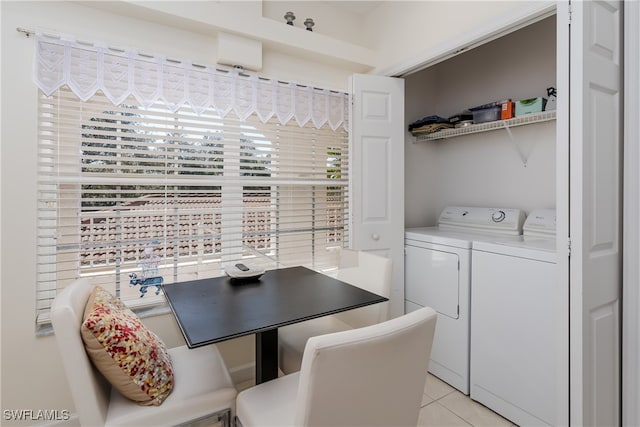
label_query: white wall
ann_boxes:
[0,1,360,422]
[89,0,378,79]
[364,1,545,75]
[262,1,368,47]
[84,1,552,80]
[404,16,557,227]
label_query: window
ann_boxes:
[36,87,349,325]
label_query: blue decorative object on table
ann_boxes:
[129,273,163,297]
[130,241,163,297]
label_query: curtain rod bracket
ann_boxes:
[16,27,35,38]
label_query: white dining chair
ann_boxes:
[236,306,437,427]
[278,249,392,374]
[50,278,237,426]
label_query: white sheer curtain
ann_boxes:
[33,34,348,130]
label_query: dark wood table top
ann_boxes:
[162,265,388,348]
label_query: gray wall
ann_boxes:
[405,16,557,227]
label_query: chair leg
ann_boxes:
[220,409,231,427]
[233,415,243,427]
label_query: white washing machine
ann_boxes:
[405,206,525,394]
[470,209,567,426]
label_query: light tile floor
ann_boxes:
[235,373,517,427]
[418,374,516,426]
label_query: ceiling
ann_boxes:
[326,1,383,16]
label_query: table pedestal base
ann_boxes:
[256,329,278,384]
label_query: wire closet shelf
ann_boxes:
[414,110,557,141]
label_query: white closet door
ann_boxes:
[349,74,405,318]
[561,1,623,425]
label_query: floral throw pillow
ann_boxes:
[81,286,174,406]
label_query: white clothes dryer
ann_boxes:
[470,209,567,426]
[405,206,525,394]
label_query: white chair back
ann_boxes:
[50,279,110,426]
[294,306,437,426]
[334,250,392,328]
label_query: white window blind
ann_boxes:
[36,87,349,325]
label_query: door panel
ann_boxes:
[362,136,390,225]
[565,1,622,425]
[405,245,459,319]
[350,74,405,317]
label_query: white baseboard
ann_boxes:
[229,362,256,385]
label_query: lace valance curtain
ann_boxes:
[33,34,348,130]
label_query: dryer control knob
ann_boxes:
[492,210,506,222]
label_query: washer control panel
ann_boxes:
[438,206,526,235]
